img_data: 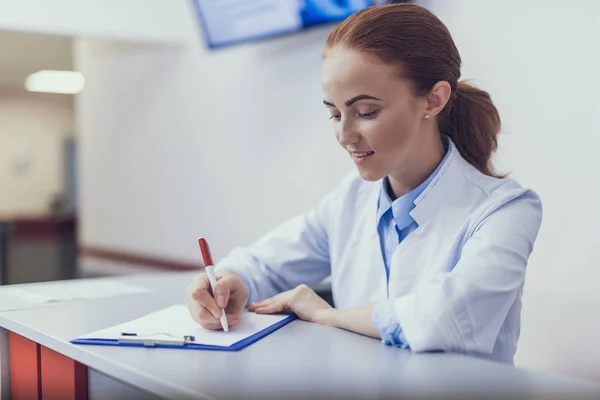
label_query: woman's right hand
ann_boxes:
[186,269,249,330]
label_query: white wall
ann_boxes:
[420,0,600,381]
[75,8,350,263]
[0,0,194,43]
[76,0,600,382]
[0,89,74,215]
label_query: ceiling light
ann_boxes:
[25,70,85,94]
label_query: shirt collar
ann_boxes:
[376,136,452,229]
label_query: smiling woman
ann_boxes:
[321,46,448,186]
[186,3,543,365]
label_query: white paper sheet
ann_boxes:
[0,279,150,307]
[77,305,290,347]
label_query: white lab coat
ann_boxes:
[216,141,543,363]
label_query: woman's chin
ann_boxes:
[356,167,385,182]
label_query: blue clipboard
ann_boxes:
[70,314,297,351]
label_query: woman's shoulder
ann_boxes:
[436,150,541,231]
[454,149,539,199]
[460,165,543,227]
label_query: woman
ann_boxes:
[186,4,542,364]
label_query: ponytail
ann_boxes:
[440,81,503,177]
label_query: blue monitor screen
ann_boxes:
[192,1,408,49]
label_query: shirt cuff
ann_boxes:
[372,300,410,349]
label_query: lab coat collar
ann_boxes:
[409,137,465,226]
[368,137,466,230]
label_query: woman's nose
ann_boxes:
[337,121,361,146]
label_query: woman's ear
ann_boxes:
[426,81,452,117]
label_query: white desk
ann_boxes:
[1,271,600,399]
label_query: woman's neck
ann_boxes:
[387,134,446,200]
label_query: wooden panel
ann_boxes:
[79,244,198,270]
[0,215,76,240]
[9,332,41,400]
[13,217,76,240]
[41,346,88,400]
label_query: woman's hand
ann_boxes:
[186,270,249,330]
[248,284,333,324]
[249,284,381,339]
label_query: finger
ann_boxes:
[253,296,278,308]
[186,298,203,326]
[252,301,286,315]
[226,313,240,327]
[199,311,239,330]
[198,307,242,330]
[189,274,212,300]
[191,273,212,292]
[213,276,233,309]
[190,305,221,330]
[187,275,207,302]
[199,319,224,331]
[192,290,222,319]
[197,305,220,325]
[248,296,277,311]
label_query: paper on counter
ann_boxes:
[0,279,150,307]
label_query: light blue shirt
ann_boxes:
[372,138,451,347]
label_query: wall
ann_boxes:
[76,0,600,382]
[75,10,351,264]
[0,31,72,89]
[0,89,74,214]
[0,0,194,43]
[419,0,600,380]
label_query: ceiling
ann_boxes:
[0,30,73,89]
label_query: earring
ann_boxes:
[424,114,430,120]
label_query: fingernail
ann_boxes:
[216,295,225,308]
[213,308,221,319]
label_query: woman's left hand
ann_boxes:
[248,284,333,324]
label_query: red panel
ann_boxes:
[13,217,76,240]
[9,332,42,400]
[40,346,88,400]
[79,244,199,270]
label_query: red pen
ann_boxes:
[198,237,214,267]
[197,237,229,332]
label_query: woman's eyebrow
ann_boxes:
[323,94,382,108]
[345,94,382,106]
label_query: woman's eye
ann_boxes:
[359,110,380,119]
[329,114,341,121]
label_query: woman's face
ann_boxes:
[321,47,428,182]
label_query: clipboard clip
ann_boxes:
[119,332,196,347]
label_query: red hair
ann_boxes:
[325,4,502,177]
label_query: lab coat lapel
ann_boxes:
[388,142,468,296]
[410,140,463,227]
[333,182,388,308]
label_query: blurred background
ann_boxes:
[0,0,599,385]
